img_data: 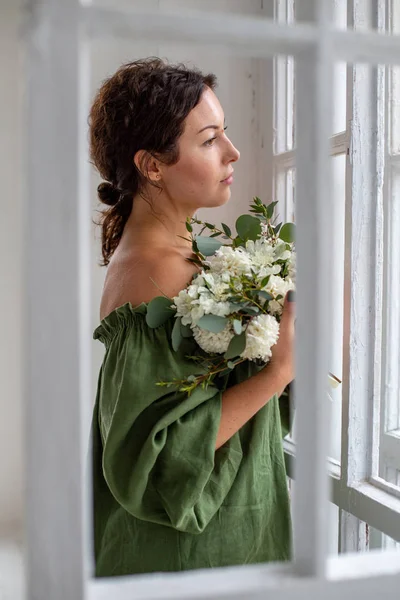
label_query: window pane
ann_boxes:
[389,1,400,153]
[370,468,400,548]
[332,1,347,134]
[329,154,346,463]
[390,67,400,155]
[381,169,400,441]
[332,0,347,30]
[275,156,345,466]
[274,55,295,154]
[274,166,295,222]
[332,61,347,135]
[274,2,295,153]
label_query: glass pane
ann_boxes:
[381,169,400,438]
[389,1,400,153]
[286,167,295,222]
[274,55,295,154]
[332,0,347,30]
[275,157,345,464]
[329,154,346,463]
[331,2,348,134]
[390,67,400,155]
[385,466,400,491]
[274,2,295,153]
[274,166,295,222]
[332,61,347,135]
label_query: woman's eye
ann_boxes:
[203,127,227,147]
[204,136,217,147]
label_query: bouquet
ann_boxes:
[145,197,340,397]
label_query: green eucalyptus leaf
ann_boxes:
[195,235,223,256]
[197,314,229,333]
[210,231,222,238]
[274,222,282,235]
[266,201,279,219]
[222,223,232,237]
[224,331,247,360]
[146,296,175,328]
[258,290,273,301]
[233,319,242,335]
[261,275,271,288]
[279,222,295,243]
[229,302,248,312]
[185,221,193,233]
[241,306,260,315]
[172,317,183,351]
[235,215,262,241]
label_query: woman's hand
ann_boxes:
[267,291,295,389]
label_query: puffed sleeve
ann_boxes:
[93,305,243,535]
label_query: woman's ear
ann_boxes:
[134,150,162,183]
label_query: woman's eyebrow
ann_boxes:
[197,119,226,135]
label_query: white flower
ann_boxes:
[287,251,296,281]
[192,323,234,354]
[245,238,275,269]
[240,314,280,362]
[207,246,252,278]
[197,296,231,319]
[190,305,205,324]
[273,240,292,263]
[202,272,230,300]
[256,263,282,280]
[264,275,295,316]
[183,295,231,327]
[187,284,200,299]
[173,288,195,325]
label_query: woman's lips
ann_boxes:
[221,174,234,185]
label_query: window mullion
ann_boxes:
[25,1,87,599]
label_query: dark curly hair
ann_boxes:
[89,57,217,266]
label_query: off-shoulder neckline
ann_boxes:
[99,301,149,324]
[93,301,173,345]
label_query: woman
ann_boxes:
[90,57,295,577]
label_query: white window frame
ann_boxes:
[275,0,400,551]
[24,1,400,598]
[378,0,400,496]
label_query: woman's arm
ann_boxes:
[216,294,295,449]
[124,254,296,452]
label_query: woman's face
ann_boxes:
[159,87,240,212]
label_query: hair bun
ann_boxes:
[97,181,121,206]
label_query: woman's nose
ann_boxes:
[227,139,240,163]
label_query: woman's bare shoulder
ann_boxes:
[100,247,200,321]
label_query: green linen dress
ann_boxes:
[91,302,293,577]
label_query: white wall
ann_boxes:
[0,0,24,536]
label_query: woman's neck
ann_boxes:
[121,193,194,252]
